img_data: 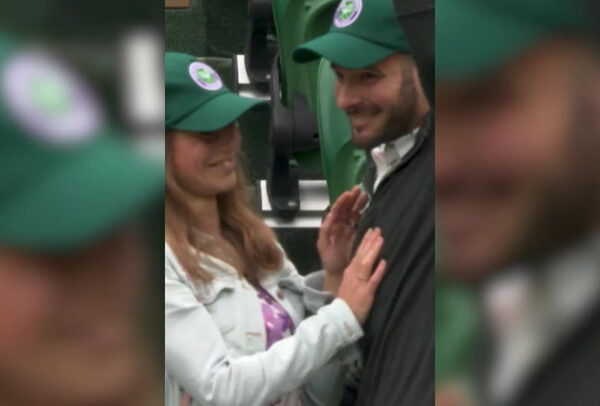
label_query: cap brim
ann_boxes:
[0,135,163,252]
[293,32,396,69]
[436,0,548,80]
[171,92,268,132]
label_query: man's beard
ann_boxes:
[380,72,419,143]
[351,71,420,150]
[507,95,600,268]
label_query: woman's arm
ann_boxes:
[165,263,363,406]
[166,227,385,406]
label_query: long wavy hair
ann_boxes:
[165,131,283,285]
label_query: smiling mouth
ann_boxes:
[351,124,369,137]
[350,114,378,132]
[208,158,235,169]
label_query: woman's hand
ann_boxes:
[317,186,369,277]
[337,228,387,325]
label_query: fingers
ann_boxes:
[321,210,334,234]
[368,259,387,290]
[343,186,367,225]
[346,186,363,218]
[323,186,367,255]
[317,211,334,248]
[352,192,368,217]
[355,228,375,257]
[332,186,360,219]
[327,186,368,233]
[354,228,383,275]
[331,190,353,214]
[360,232,383,268]
[350,227,383,281]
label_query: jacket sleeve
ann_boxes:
[301,270,336,312]
[277,253,335,313]
[277,256,365,406]
[300,328,364,406]
[165,261,363,406]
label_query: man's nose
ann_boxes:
[335,81,362,112]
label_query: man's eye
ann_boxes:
[361,72,378,81]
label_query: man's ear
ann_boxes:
[588,57,600,133]
[412,63,431,114]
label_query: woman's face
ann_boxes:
[168,123,242,197]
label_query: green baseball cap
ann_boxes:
[293,0,411,69]
[0,34,163,252]
[437,0,590,80]
[165,52,268,132]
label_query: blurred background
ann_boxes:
[0,0,163,404]
[5,0,600,404]
[435,1,600,405]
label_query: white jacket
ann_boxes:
[165,243,363,406]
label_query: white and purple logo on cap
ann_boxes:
[334,0,363,28]
[1,50,102,145]
[188,61,223,91]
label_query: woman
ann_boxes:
[165,52,386,406]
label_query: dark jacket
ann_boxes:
[345,113,435,406]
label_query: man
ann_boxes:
[436,0,600,404]
[0,34,163,405]
[294,0,434,404]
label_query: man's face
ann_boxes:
[333,53,428,150]
[437,39,600,281]
[0,228,146,405]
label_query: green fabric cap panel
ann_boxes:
[165,51,268,132]
[436,0,590,80]
[0,34,163,252]
[293,0,411,68]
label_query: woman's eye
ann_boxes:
[197,133,219,142]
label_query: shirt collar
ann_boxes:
[370,127,420,192]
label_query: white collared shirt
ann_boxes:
[370,127,419,193]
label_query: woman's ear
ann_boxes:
[165,131,177,163]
